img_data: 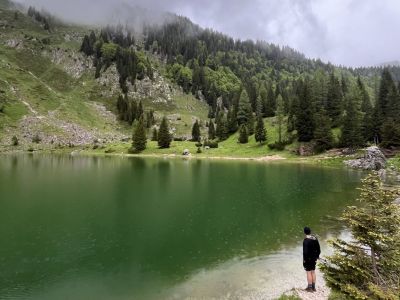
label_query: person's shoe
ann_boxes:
[312,283,316,292]
[304,286,313,292]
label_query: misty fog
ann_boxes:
[14,0,400,67]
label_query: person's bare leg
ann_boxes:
[311,270,316,291]
[307,271,313,284]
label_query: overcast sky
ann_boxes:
[15,0,400,67]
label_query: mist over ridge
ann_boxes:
[12,0,400,67]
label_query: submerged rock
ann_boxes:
[344,146,386,170]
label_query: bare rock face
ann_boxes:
[97,65,120,97]
[5,39,23,49]
[127,71,173,103]
[344,146,386,170]
[42,48,93,79]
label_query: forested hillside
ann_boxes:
[1,0,400,155]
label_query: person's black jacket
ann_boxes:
[303,235,321,261]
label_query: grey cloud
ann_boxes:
[14,0,400,67]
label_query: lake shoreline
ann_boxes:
[0,147,353,168]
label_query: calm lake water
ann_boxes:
[0,155,363,299]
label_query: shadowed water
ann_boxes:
[0,155,363,299]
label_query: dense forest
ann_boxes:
[79,14,400,152]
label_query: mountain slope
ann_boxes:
[0,5,208,149]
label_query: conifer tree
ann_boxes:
[237,90,254,134]
[151,127,158,141]
[238,124,249,144]
[132,117,147,152]
[313,110,334,153]
[158,117,172,148]
[320,173,400,299]
[254,115,267,144]
[191,120,201,142]
[340,85,364,148]
[256,95,263,117]
[357,77,375,142]
[381,118,400,147]
[296,80,315,142]
[216,112,228,141]
[208,119,216,140]
[227,106,238,133]
[326,73,343,127]
[275,94,285,144]
[265,85,276,117]
[373,69,397,142]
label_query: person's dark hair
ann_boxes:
[304,227,311,235]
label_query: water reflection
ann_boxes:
[0,154,363,299]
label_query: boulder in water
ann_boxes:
[344,146,386,170]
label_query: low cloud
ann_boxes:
[15,0,400,67]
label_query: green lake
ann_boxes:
[0,155,363,299]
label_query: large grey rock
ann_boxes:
[344,146,386,170]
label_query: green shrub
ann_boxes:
[12,135,18,146]
[268,142,286,151]
[32,134,41,144]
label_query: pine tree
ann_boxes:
[151,127,158,141]
[256,95,263,117]
[265,85,276,117]
[381,118,400,147]
[373,69,397,142]
[136,100,144,120]
[326,73,343,127]
[238,124,249,144]
[276,94,285,143]
[132,117,147,152]
[191,120,201,142]
[341,85,364,148]
[357,77,375,142]
[80,35,93,56]
[216,112,228,141]
[313,110,334,153]
[320,173,400,299]
[259,85,268,116]
[296,80,315,142]
[227,106,238,133]
[237,90,254,134]
[254,115,267,144]
[208,119,216,140]
[158,117,172,148]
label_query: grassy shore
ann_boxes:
[0,137,353,168]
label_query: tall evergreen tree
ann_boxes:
[254,115,267,144]
[340,85,364,148]
[191,120,201,142]
[227,106,238,133]
[275,94,285,143]
[373,69,397,142]
[265,85,276,117]
[259,85,268,116]
[238,124,249,144]
[216,112,228,141]
[313,110,334,153]
[208,119,216,140]
[132,117,147,152]
[237,90,254,134]
[357,77,375,142]
[158,117,172,148]
[296,80,315,142]
[326,73,343,127]
[151,127,158,141]
[320,173,400,299]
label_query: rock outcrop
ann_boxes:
[344,146,386,170]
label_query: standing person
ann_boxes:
[303,226,321,292]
